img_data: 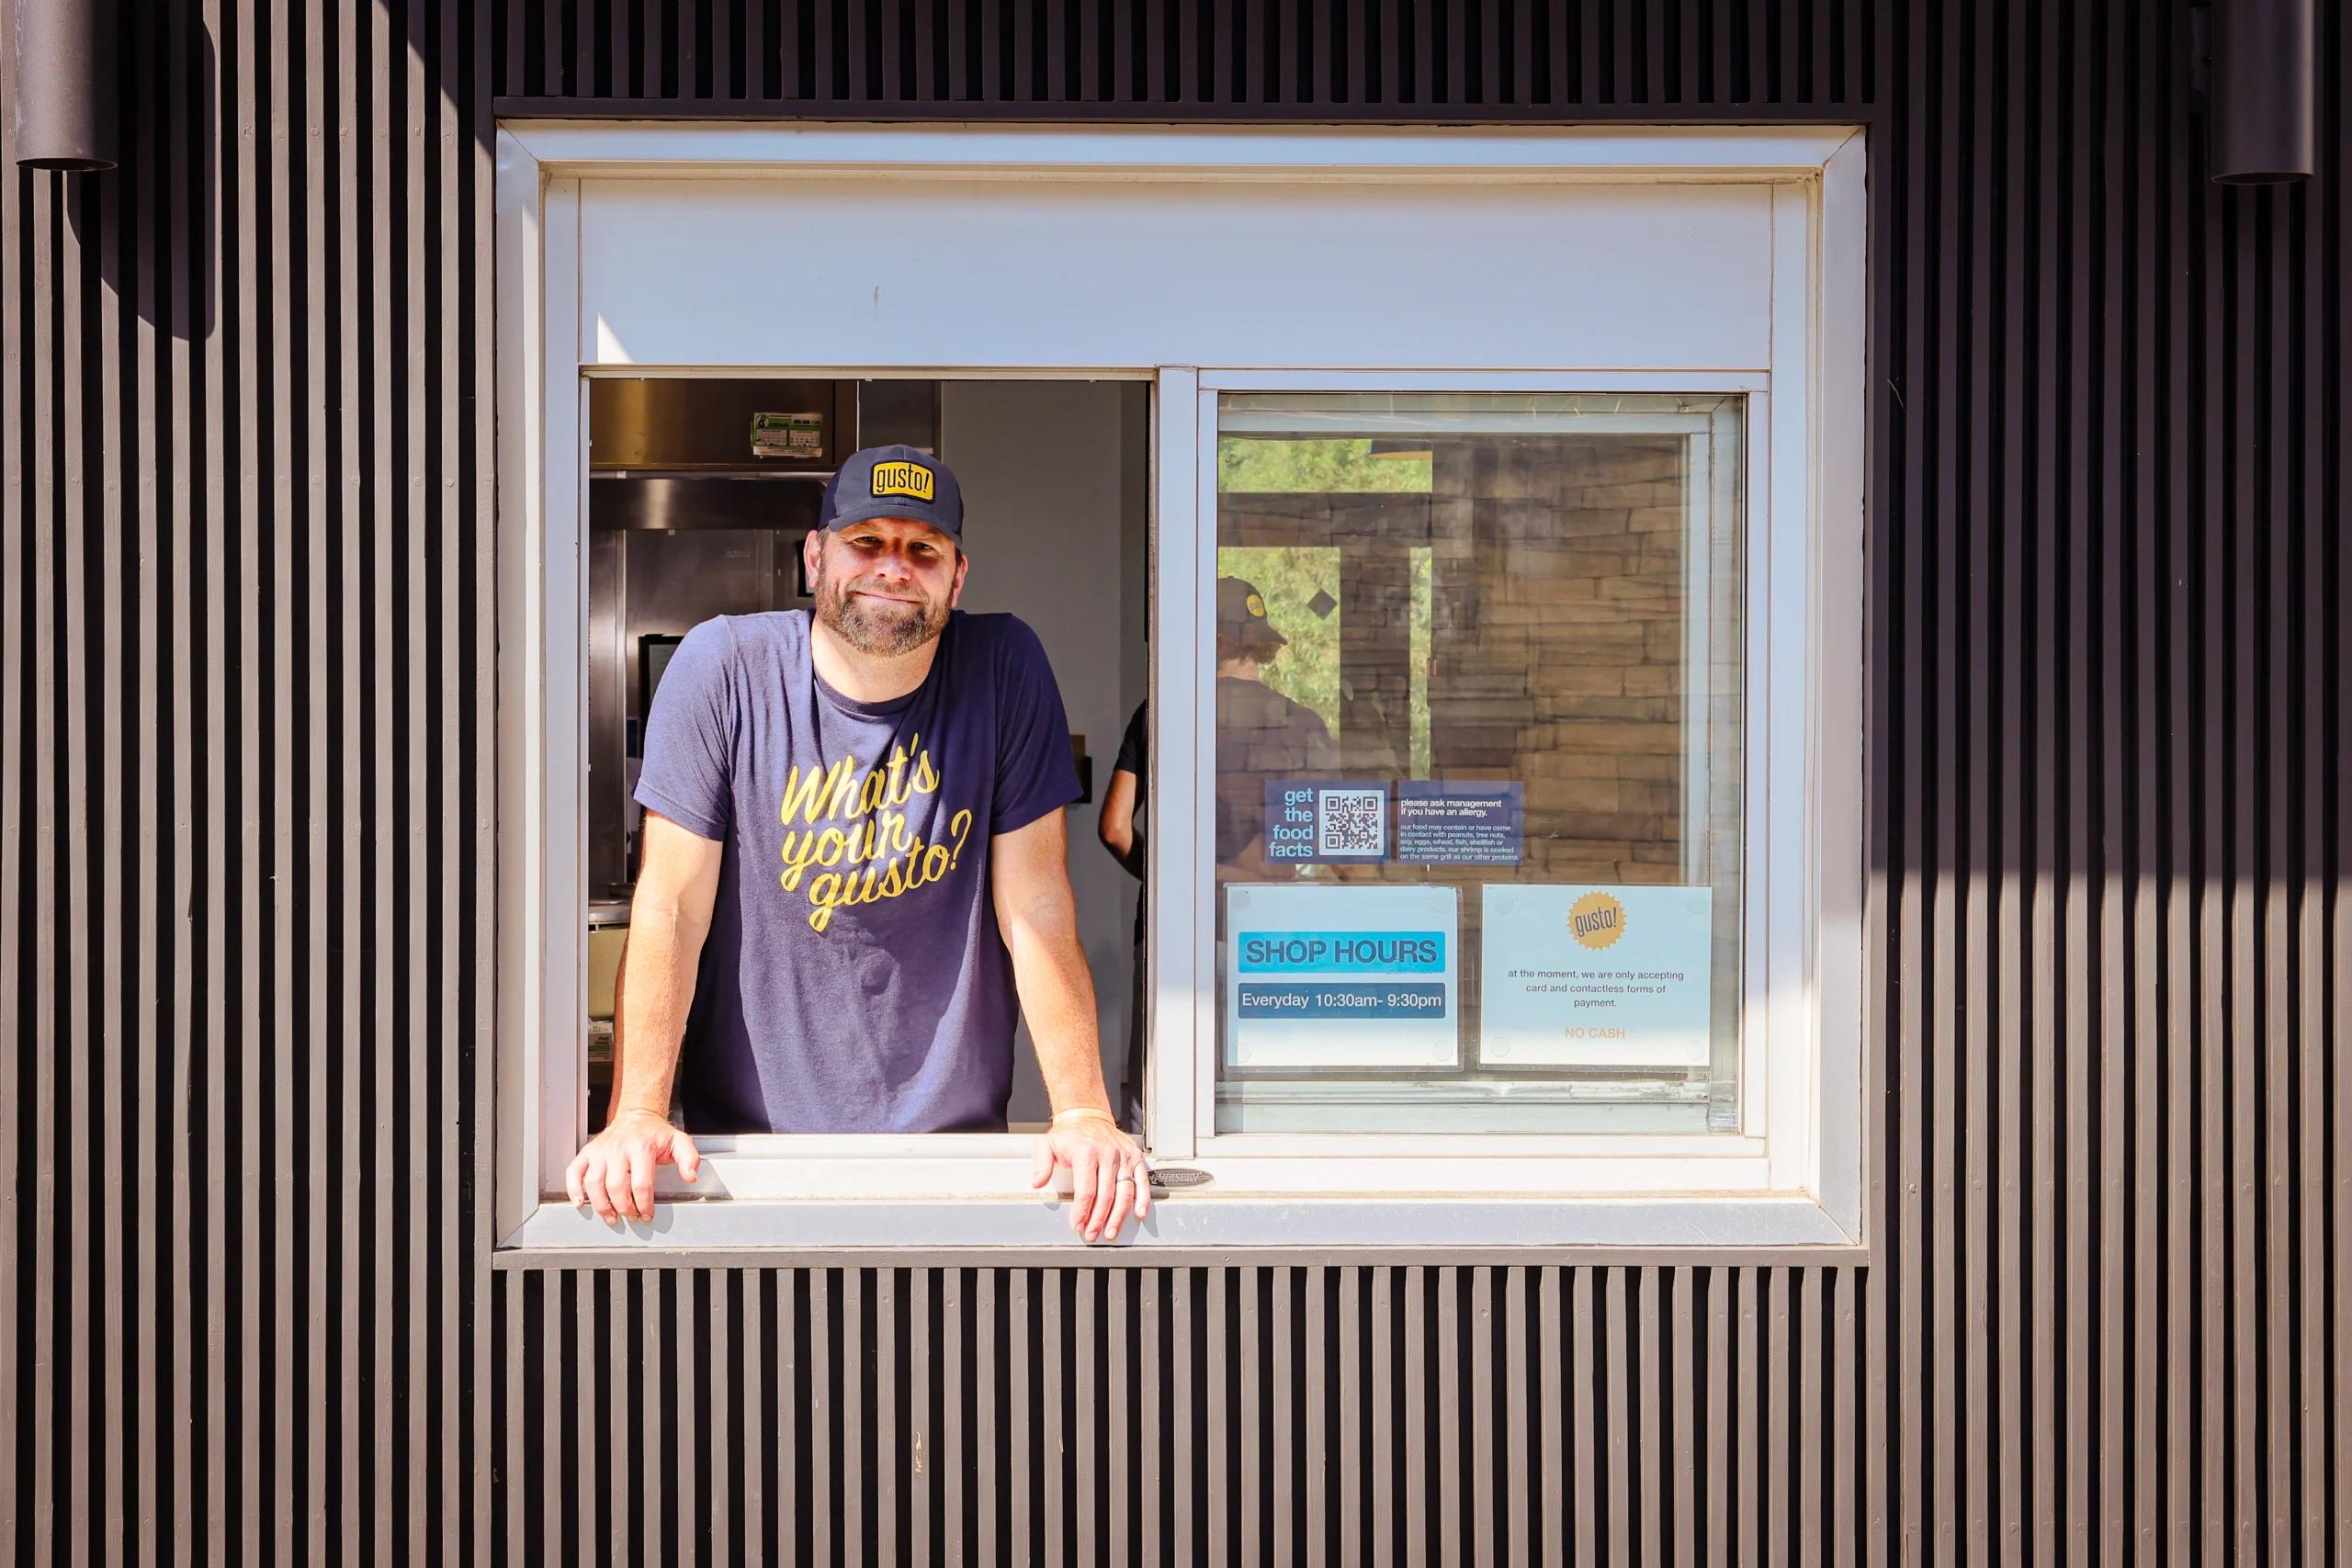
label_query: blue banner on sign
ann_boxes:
[1396,781,1525,865]
[1236,983,1451,1019]
[1236,931,1448,974]
[1263,779,1392,863]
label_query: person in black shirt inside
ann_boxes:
[1100,703,1149,1131]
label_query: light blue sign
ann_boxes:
[1479,885,1715,1067]
[1225,884,1460,1068]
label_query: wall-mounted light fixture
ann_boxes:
[7,0,118,172]
[2212,0,2313,183]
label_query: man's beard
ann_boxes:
[811,551,951,657]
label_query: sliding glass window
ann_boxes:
[1210,392,1748,1134]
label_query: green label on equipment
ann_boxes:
[750,412,824,460]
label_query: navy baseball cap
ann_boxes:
[818,445,965,542]
[1216,575,1287,651]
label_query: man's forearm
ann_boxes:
[1005,917,1112,1115]
[610,898,707,1122]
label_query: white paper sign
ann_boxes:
[1478,885,1714,1066]
[1224,884,1460,1069]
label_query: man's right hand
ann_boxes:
[565,1108,702,1223]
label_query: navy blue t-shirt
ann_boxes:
[632,609,1081,1133]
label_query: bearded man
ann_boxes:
[565,446,1148,1244]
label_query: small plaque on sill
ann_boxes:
[1148,1166,1213,1190]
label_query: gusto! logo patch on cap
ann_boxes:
[821,445,965,538]
[871,460,936,502]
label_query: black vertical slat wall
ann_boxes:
[0,1,2345,1562]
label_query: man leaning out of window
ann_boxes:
[565,446,1148,1245]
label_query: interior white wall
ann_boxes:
[943,380,1145,1124]
[1119,384,1149,750]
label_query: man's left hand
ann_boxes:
[1030,1113,1150,1243]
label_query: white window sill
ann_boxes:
[497,1190,1860,1257]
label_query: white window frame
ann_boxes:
[492,123,1868,1254]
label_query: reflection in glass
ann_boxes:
[1214,393,1747,1134]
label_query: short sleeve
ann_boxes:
[632,617,739,842]
[990,617,1084,834]
[1113,703,1148,776]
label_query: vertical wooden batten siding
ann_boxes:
[0,1,2345,1562]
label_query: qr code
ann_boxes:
[1316,789,1387,856]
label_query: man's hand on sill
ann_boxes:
[567,1107,703,1223]
[1031,1107,1150,1244]
[564,1106,1153,1243]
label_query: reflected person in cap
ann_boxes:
[1098,580,1338,1127]
[1213,575,1338,880]
[567,444,1148,1245]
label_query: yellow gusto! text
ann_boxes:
[870,460,936,502]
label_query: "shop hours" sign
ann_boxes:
[1225,884,1460,1068]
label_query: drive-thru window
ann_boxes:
[493,125,1868,1249]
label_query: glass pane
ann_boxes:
[1212,391,1747,1134]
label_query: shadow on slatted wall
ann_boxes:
[492,0,1871,115]
[56,17,219,341]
